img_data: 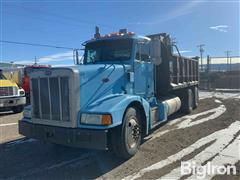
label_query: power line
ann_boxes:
[5,4,117,30]
[3,5,120,41]
[0,40,80,50]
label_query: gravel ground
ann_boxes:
[0,91,239,179]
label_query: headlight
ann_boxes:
[81,113,112,125]
[18,89,25,96]
[23,107,31,119]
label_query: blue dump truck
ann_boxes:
[19,28,199,159]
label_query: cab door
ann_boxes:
[134,41,154,98]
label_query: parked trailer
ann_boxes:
[19,28,199,159]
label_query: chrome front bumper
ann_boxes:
[0,96,26,108]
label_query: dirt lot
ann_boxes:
[0,91,239,179]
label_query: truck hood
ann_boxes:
[79,64,126,110]
[0,80,18,87]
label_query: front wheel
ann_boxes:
[112,107,142,159]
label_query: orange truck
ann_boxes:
[21,65,51,104]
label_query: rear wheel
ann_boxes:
[112,107,142,159]
[193,86,199,109]
[181,88,194,114]
[12,105,24,114]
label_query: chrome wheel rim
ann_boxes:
[126,118,140,149]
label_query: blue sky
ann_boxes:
[0,0,239,66]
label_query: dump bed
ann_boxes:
[148,33,199,97]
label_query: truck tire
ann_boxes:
[112,107,142,159]
[181,88,194,114]
[12,105,24,114]
[193,86,199,109]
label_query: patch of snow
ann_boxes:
[199,91,240,100]
[148,105,226,141]
[215,88,240,92]
[187,134,240,179]
[214,99,222,104]
[175,105,226,129]
[0,122,18,127]
[124,121,240,180]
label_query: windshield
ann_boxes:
[84,39,133,64]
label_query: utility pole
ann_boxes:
[230,56,232,71]
[197,44,205,71]
[34,56,38,65]
[207,55,211,73]
[207,55,211,90]
[225,51,231,71]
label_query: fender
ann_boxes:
[78,93,150,134]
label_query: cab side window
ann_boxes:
[136,42,150,61]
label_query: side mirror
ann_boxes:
[150,39,162,65]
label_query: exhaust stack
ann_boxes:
[94,26,100,38]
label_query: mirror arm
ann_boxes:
[73,49,80,65]
[76,49,79,64]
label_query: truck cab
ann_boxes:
[19,28,199,159]
[0,69,26,113]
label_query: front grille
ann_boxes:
[0,86,18,97]
[31,77,70,121]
